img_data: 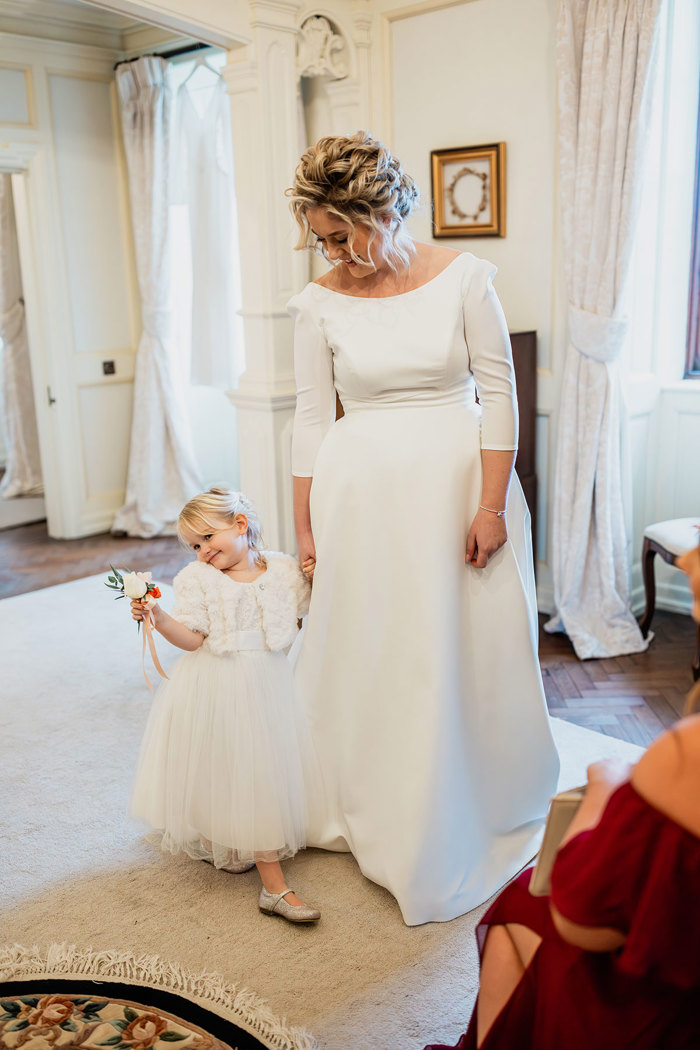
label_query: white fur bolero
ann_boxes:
[171,551,310,655]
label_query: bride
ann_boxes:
[285,131,559,926]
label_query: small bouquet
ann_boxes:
[105,566,167,691]
[105,566,161,619]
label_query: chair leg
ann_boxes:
[639,539,656,638]
[694,622,700,683]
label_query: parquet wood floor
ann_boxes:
[2,522,697,749]
[0,521,187,599]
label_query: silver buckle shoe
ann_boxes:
[258,887,320,923]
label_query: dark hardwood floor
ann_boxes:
[2,521,697,748]
[0,520,188,597]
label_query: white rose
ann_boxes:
[123,572,148,599]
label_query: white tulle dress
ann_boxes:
[130,553,313,867]
[288,252,560,926]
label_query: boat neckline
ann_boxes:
[309,253,463,301]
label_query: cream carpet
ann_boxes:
[0,576,644,1050]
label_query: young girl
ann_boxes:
[129,487,321,924]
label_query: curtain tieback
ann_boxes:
[0,300,25,344]
[141,305,172,341]
[568,305,627,363]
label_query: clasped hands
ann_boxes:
[298,537,316,582]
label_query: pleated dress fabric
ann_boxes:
[287,252,560,926]
[130,556,313,867]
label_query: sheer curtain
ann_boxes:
[113,56,201,537]
[545,0,663,659]
[0,174,43,499]
[173,62,244,390]
[168,54,244,490]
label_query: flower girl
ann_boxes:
[129,488,321,923]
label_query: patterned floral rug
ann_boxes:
[0,948,315,1050]
[0,983,262,1050]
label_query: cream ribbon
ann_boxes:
[140,596,169,692]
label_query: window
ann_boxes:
[623,0,700,384]
[685,98,700,377]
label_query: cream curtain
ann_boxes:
[174,73,244,390]
[545,0,662,658]
[113,57,201,537]
[0,174,43,498]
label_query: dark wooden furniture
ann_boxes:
[640,521,700,682]
[511,330,538,556]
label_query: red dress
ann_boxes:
[425,782,700,1050]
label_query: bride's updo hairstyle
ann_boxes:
[178,488,265,565]
[286,131,419,271]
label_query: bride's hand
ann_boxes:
[466,509,507,568]
[301,557,316,581]
[298,534,317,581]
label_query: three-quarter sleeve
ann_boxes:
[171,566,210,636]
[288,292,336,477]
[462,259,519,451]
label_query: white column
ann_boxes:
[223,0,305,552]
[351,0,373,130]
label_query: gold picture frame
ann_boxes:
[431,143,506,238]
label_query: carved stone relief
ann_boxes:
[297,15,348,80]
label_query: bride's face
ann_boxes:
[306,206,384,279]
[677,543,700,623]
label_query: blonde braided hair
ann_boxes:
[177,488,266,567]
[286,131,419,272]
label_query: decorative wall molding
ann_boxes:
[351,0,372,44]
[0,31,121,65]
[297,14,348,78]
[0,139,38,173]
[63,0,248,50]
[0,62,37,128]
[249,0,302,34]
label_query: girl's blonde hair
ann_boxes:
[177,488,265,565]
[286,131,419,272]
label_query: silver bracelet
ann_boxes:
[480,505,506,518]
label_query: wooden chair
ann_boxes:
[640,517,700,681]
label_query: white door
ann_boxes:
[3,60,140,539]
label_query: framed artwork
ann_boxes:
[430,142,506,238]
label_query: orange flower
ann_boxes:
[149,586,161,599]
[27,996,75,1027]
[122,1013,169,1050]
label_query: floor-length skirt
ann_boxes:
[295,401,560,925]
[131,647,310,865]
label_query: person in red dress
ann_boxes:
[425,539,700,1050]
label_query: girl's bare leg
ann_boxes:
[256,860,305,906]
[476,923,541,1048]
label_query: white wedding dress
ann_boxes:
[287,252,560,926]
